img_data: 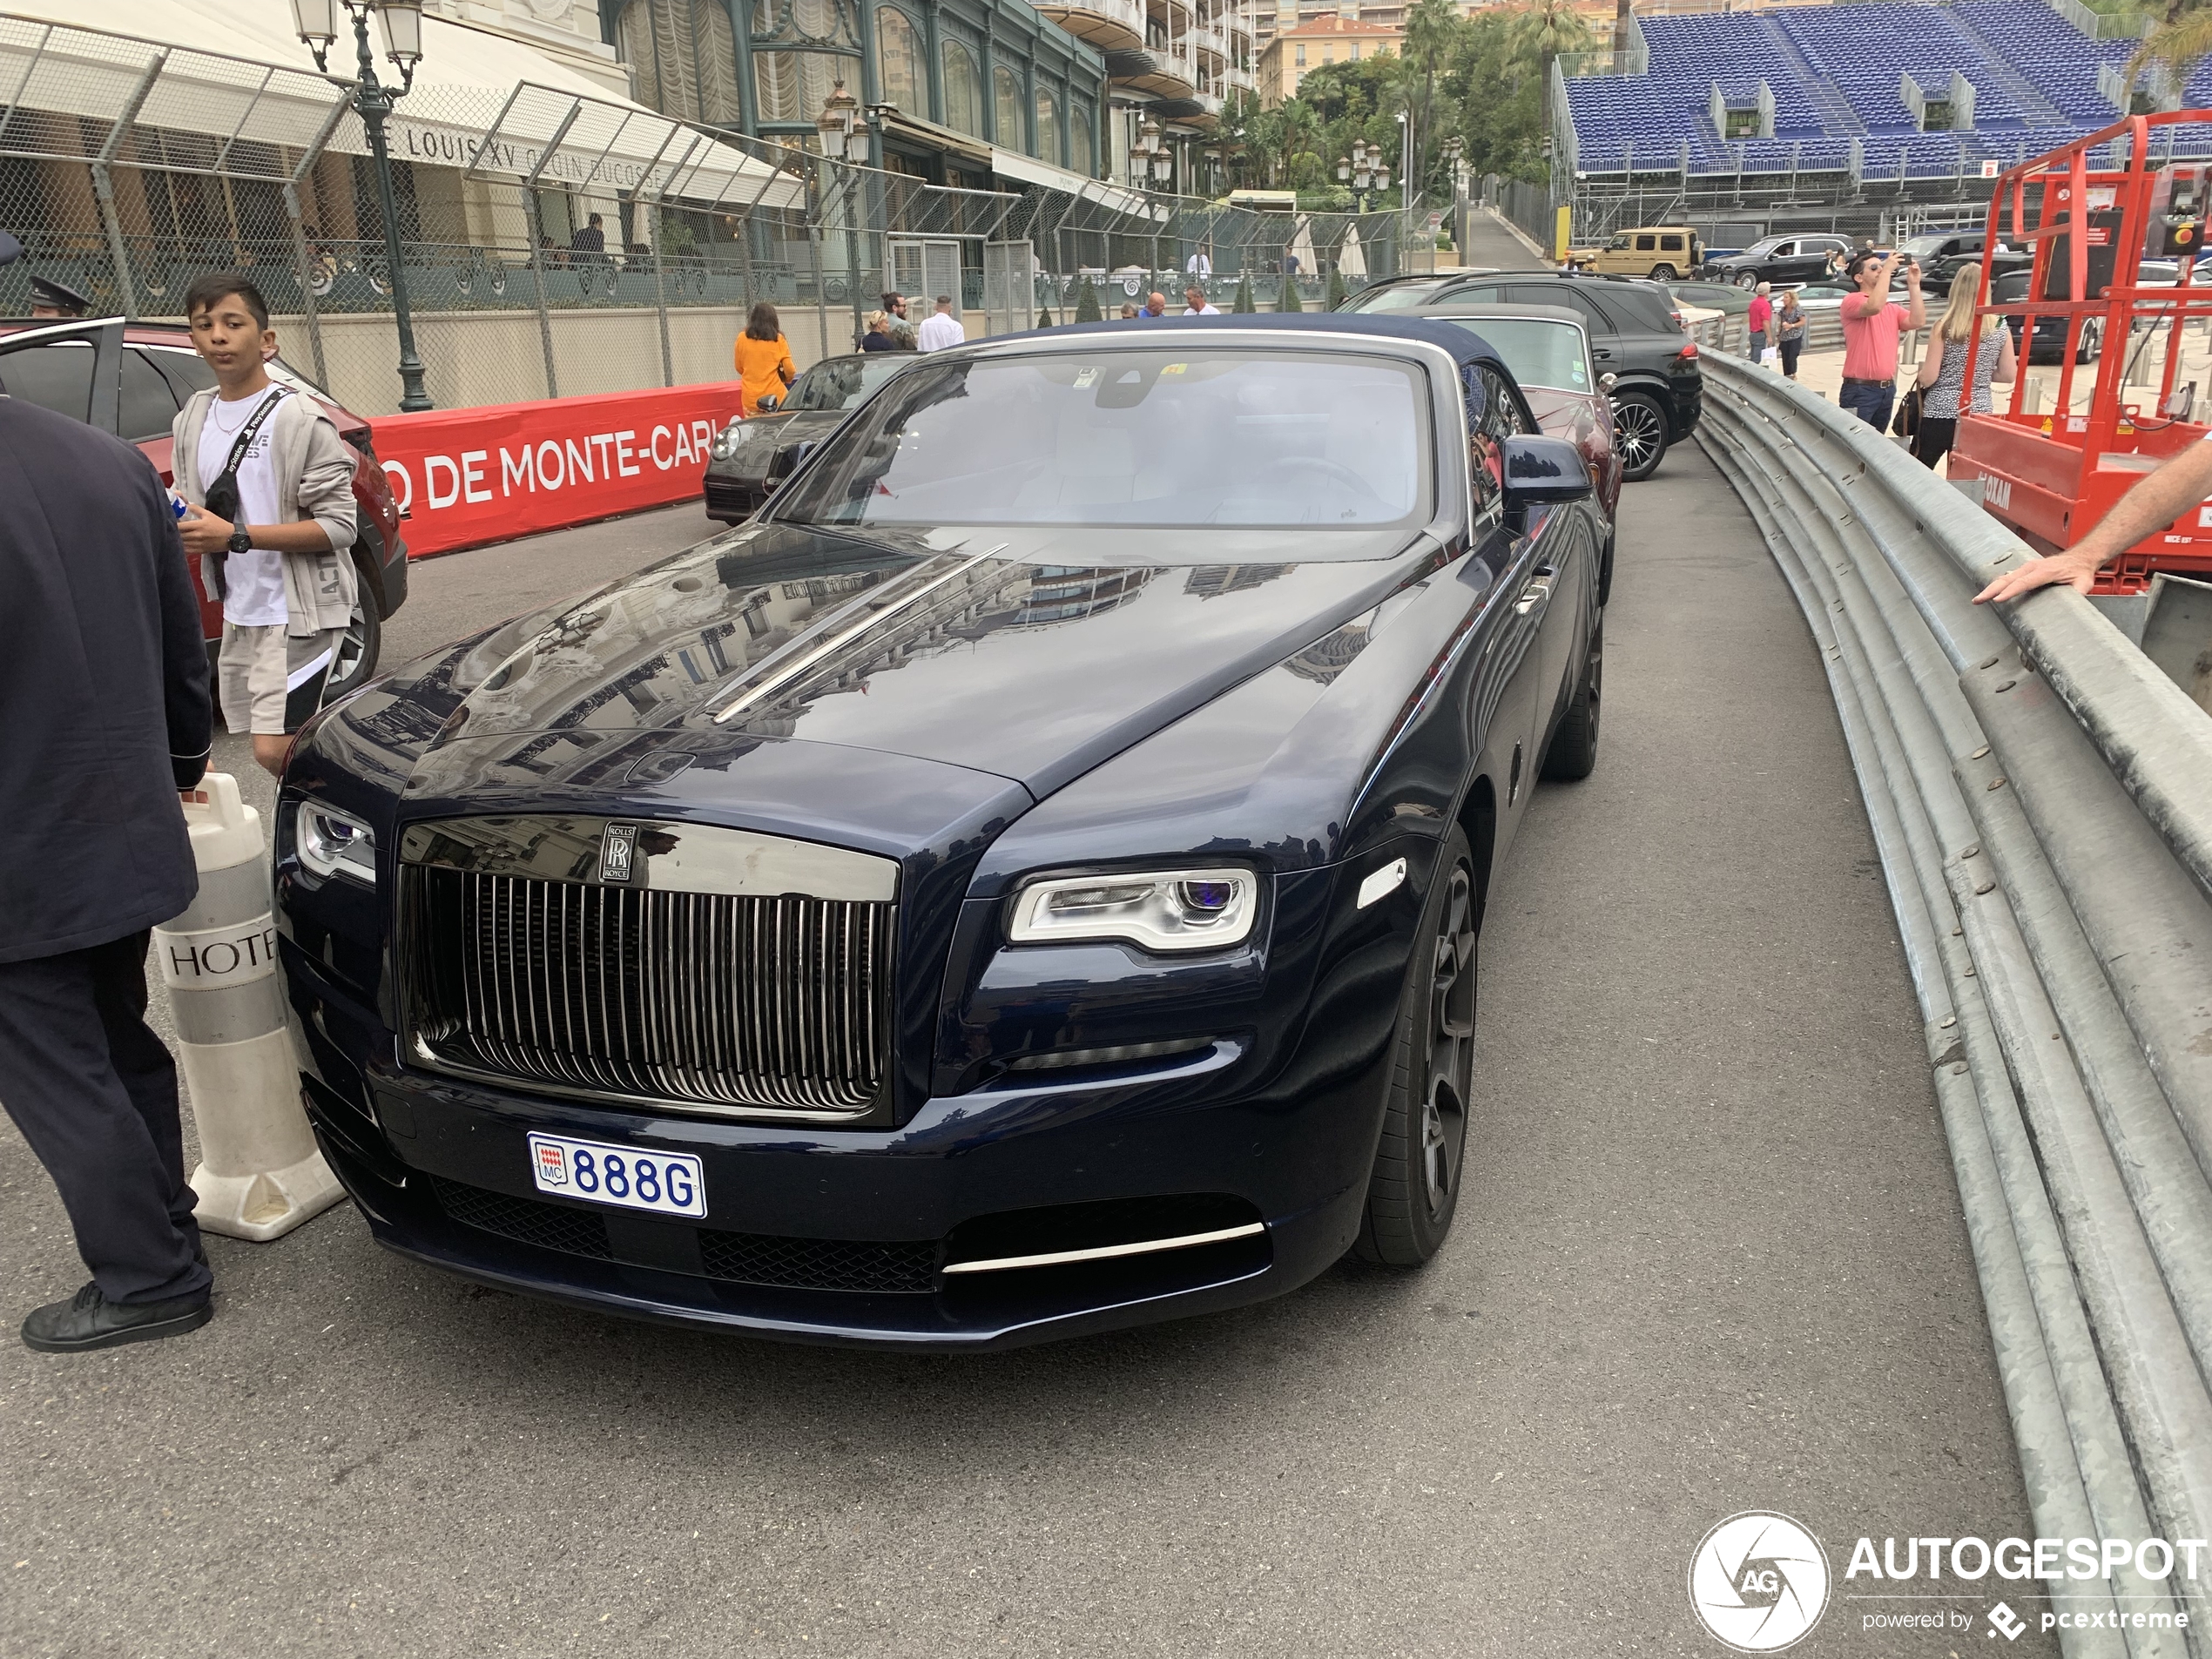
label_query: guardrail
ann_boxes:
[1696,352,2212,1655]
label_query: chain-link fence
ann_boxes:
[1,11,1408,415]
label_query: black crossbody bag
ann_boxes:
[199,387,291,601]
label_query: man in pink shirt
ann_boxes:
[1838,249,1925,429]
[1747,282,1772,359]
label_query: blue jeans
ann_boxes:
[1838,377,1895,430]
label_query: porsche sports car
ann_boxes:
[1411,304,1621,604]
[702,351,917,523]
[276,313,1605,1350]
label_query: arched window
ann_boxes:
[1069,105,1093,176]
[752,0,859,124]
[1033,88,1058,163]
[942,40,982,137]
[874,8,921,111]
[994,64,1023,150]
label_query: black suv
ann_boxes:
[1702,233,1857,290]
[1345,269,1699,480]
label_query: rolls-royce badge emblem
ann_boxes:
[600,822,638,884]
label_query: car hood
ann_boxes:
[397,520,1438,803]
[709,408,849,475]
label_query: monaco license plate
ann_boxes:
[526,1132,705,1219]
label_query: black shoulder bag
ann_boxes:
[199,386,292,600]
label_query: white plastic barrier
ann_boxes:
[155,773,345,1240]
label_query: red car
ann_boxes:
[0,316,408,698]
[1413,303,1624,604]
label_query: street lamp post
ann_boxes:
[1130,115,1173,277]
[1338,139,1386,214]
[292,0,433,412]
[815,79,873,347]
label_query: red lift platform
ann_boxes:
[1949,112,2212,592]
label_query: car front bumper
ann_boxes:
[288,948,1386,1351]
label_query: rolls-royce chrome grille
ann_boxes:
[396,816,897,1118]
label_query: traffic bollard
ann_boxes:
[154,773,345,1241]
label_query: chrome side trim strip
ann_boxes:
[940,1221,1266,1275]
[711,542,1008,725]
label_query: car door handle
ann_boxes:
[1514,572,1555,615]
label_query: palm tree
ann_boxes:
[1404,0,1460,202]
[2129,0,2212,99]
[1612,0,1633,60]
[1514,0,1593,138]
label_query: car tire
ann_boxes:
[323,590,381,704]
[1541,613,1602,783]
[1735,270,1759,289]
[1613,391,1669,482]
[1649,263,1677,281]
[1352,824,1478,1269]
[2077,320,2102,364]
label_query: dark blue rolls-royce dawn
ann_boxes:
[275,313,1606,1349]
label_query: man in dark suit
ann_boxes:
[0,395,216,1352]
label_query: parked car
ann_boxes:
[1989,268,2104,363]
[275,313,1605,1350]
[1664,280,1753,319]
[1786,280,1856,314]
[1703,233,1856,289]
[1899,229,2032,296]
[0,315,407,698]
[1335,270,1508,313]
[1569,226,1703,280]
[704,351,918,523]
[1353,269,1698,481]
[1413,303,1622,603]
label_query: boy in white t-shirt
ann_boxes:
[171,275,360,776]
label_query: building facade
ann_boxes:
[1256,12,1399,105]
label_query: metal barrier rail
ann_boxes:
[1696,352,2212,1659]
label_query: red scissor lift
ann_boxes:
[1951,112,2212,592]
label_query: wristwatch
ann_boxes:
[226,527,253,555]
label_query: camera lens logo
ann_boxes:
[1689,1512,1831,1652]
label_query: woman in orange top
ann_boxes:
[733,301,797,415]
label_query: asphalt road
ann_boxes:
[0,448,2053,1655]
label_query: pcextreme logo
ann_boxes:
[1689,1512,1831,1652]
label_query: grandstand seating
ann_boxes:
[1563,0,2201,178]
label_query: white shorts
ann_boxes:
[217,623,347,737]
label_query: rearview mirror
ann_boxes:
[1500,435,1592,507]
[757,394,780,412]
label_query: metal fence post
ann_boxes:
[282,96,350,390]
[90,51,168,318]
[518,102,583,401]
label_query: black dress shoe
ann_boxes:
[21,1281,212,1354]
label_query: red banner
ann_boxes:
[370,381,745,558]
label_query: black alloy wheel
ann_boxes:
[324,594,381,705]
[1541,614,1602,782]
[1613,391,1669,482]
[1354,826,1479,1268]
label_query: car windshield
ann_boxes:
[1607,233,1631,250]
[1898,233,1968,258]
[776,347,1429,529]
[1436,318,1588,391]
[1744,237,1785,257]
[1346,281,1449,313]
[786,354,908,411]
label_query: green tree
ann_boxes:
[1037,305,1055,328]
[1278,270,1302,312]
[1232,272,1255,312]
[2130,0,2212,94]
[1326,266,1348,308]
[1073,276,1103,321]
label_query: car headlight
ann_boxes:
[710,421,753,460]
[295,802,377,887]
[1008,867,1256,953]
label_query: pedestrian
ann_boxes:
[1837,248,1925,429]
[859,310,897,352]
[1775,288,1807,380]
[1824,246,1847,281]
[915,293,963,352]
[0,378,216,1353]
[1186,247,1212,278]
[570,212,606,261]
[1119,301,1139,319]
[1912,265,2014,472]
[1747,280,1773,363]
[171,273,359,780]
[734,300,798,415]
[880,293,918,350]
[1183,283,1221,316]
[1141,291,1168,320]
[29,271,91,319]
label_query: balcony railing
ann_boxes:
[1033,0,1149,48]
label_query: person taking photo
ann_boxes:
[172,273,360,779]
[1838,248,1925,429]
